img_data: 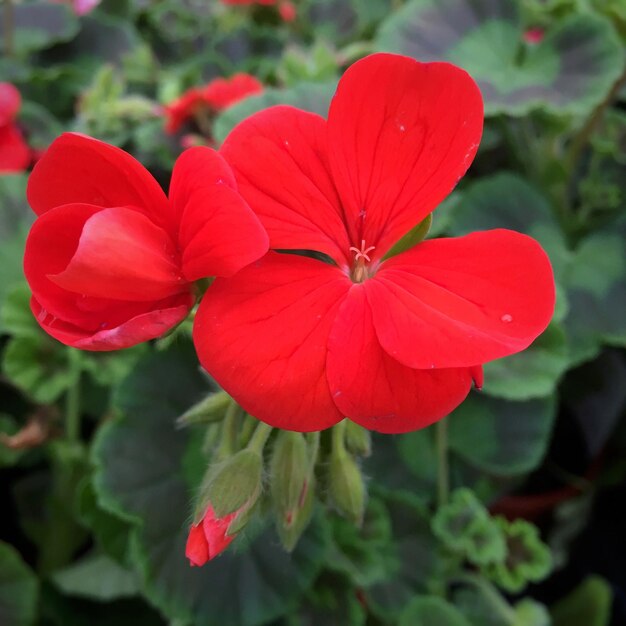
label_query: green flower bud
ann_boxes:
[432,488,506,566]
[270,432,309,520]
[344,421,371,457]
[194,448,263,527]
[178,391,230,426]
[329,424,366,525]
[482,518,552,593]
[277,476,316,552]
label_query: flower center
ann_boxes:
[349,240,375,283]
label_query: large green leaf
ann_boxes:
[93,342,330,626]
[213,81,337,144]
[562,217,626,365]
[448,393,557,477]
[399,596,471,626]
[0,541,39,626]
[376,0,624,115]
[551,576,612,626]
[0,3,79,57]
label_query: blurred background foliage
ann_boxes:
[1,0,626,624]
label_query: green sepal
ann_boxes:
[177,391,231,427]
[383,214,432,260]
[344,421,372,457]
[329,444,366,526]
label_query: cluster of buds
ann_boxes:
[181,394,372,565]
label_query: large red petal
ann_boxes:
[31,293,193,351]
[26,133,172,228]
[0,83,21,125]
[169,147,268,280]
[193,252,351,431]
[49,207,185,301]
[327,53,483,259]
[327,286,474,433]
[220,106,351,267]
[0,123,30,172]
[367,230,555,369]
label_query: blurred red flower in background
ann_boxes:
[220,0,297,22]
[24,134,268,350]
[0,83,31,173]
[164,74,263,135]
[194,53,555,434]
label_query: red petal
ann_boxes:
[186,522,209,567]
[220,106,351,267]
[367,230,555,369]
[49,207,186,301]
[0,83,21,125]
[202,505,237,560]
[327,54,483,259]
[164,88,205,134]
[327,286,474,433]
[169,147,269,280]
[193,252,350,431]
[26,133,172,229]
[31,294,192,351]
[203,73,263,111]
[0,123,30,172]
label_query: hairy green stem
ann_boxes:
[65,349,82,443]
[246,421,272,454]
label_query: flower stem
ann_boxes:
[217,399,242,458]
[246,421,272,454]
[436,417,449,508]
[331,419,347,456]
[65,349,82,443]
[3,0,14,58]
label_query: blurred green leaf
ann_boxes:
[551,575,613,626]
[0,414,24,467]
[213,80,337,144]
[448,393,557,477]
[377,0,625,116]
[52,553,139,601]
[0,541,39,626]
[483,324,569,401]
[92,341,330,626]
[0,3,79,57]
[399,596,471,626]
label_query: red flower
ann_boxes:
[24,133,268,350]
[278,1,296,22]
[0,83,30,173]
[523,28,544,45]
[164,74,263,135]
[186,505,237,566]
[193,54,555,434]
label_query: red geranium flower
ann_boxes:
[0,83,31,173]
[186,505,237,566]
[193,53,555,434]
[24,133,268,350]
[164,74,263,135]
[220,0,296,21]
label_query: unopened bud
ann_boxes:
[344,421,371,457]
[178,391,230,427]
[329,447,365,526]
[195,448,263,524]
[270,431,314,550]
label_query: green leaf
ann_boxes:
[384,214,432,259]
[1,284,41,340]
[563,217,626,365]
[399,596,471,626]
[3,337,77,404]
[376,0,625,116]
[213,80,337,144]
[445,173,570,281]
[0,541,39,626]
[52,553,139,601]
[448,393,557,477]
[482,324,569,401]
[92,341,330,626]
[0,3,79,56]
[513,599,550,626]
[551,576,612,626]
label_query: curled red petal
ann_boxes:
[193,252,350,431]
[170,147,268,280]
[49,207,186,302]
[367,230,555,369]
[220,106,351,267]
[186,522,210,567]
[327,53,483,259]
[26,133,172,229]
[31,294,193,351]
[327,285,474,433]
